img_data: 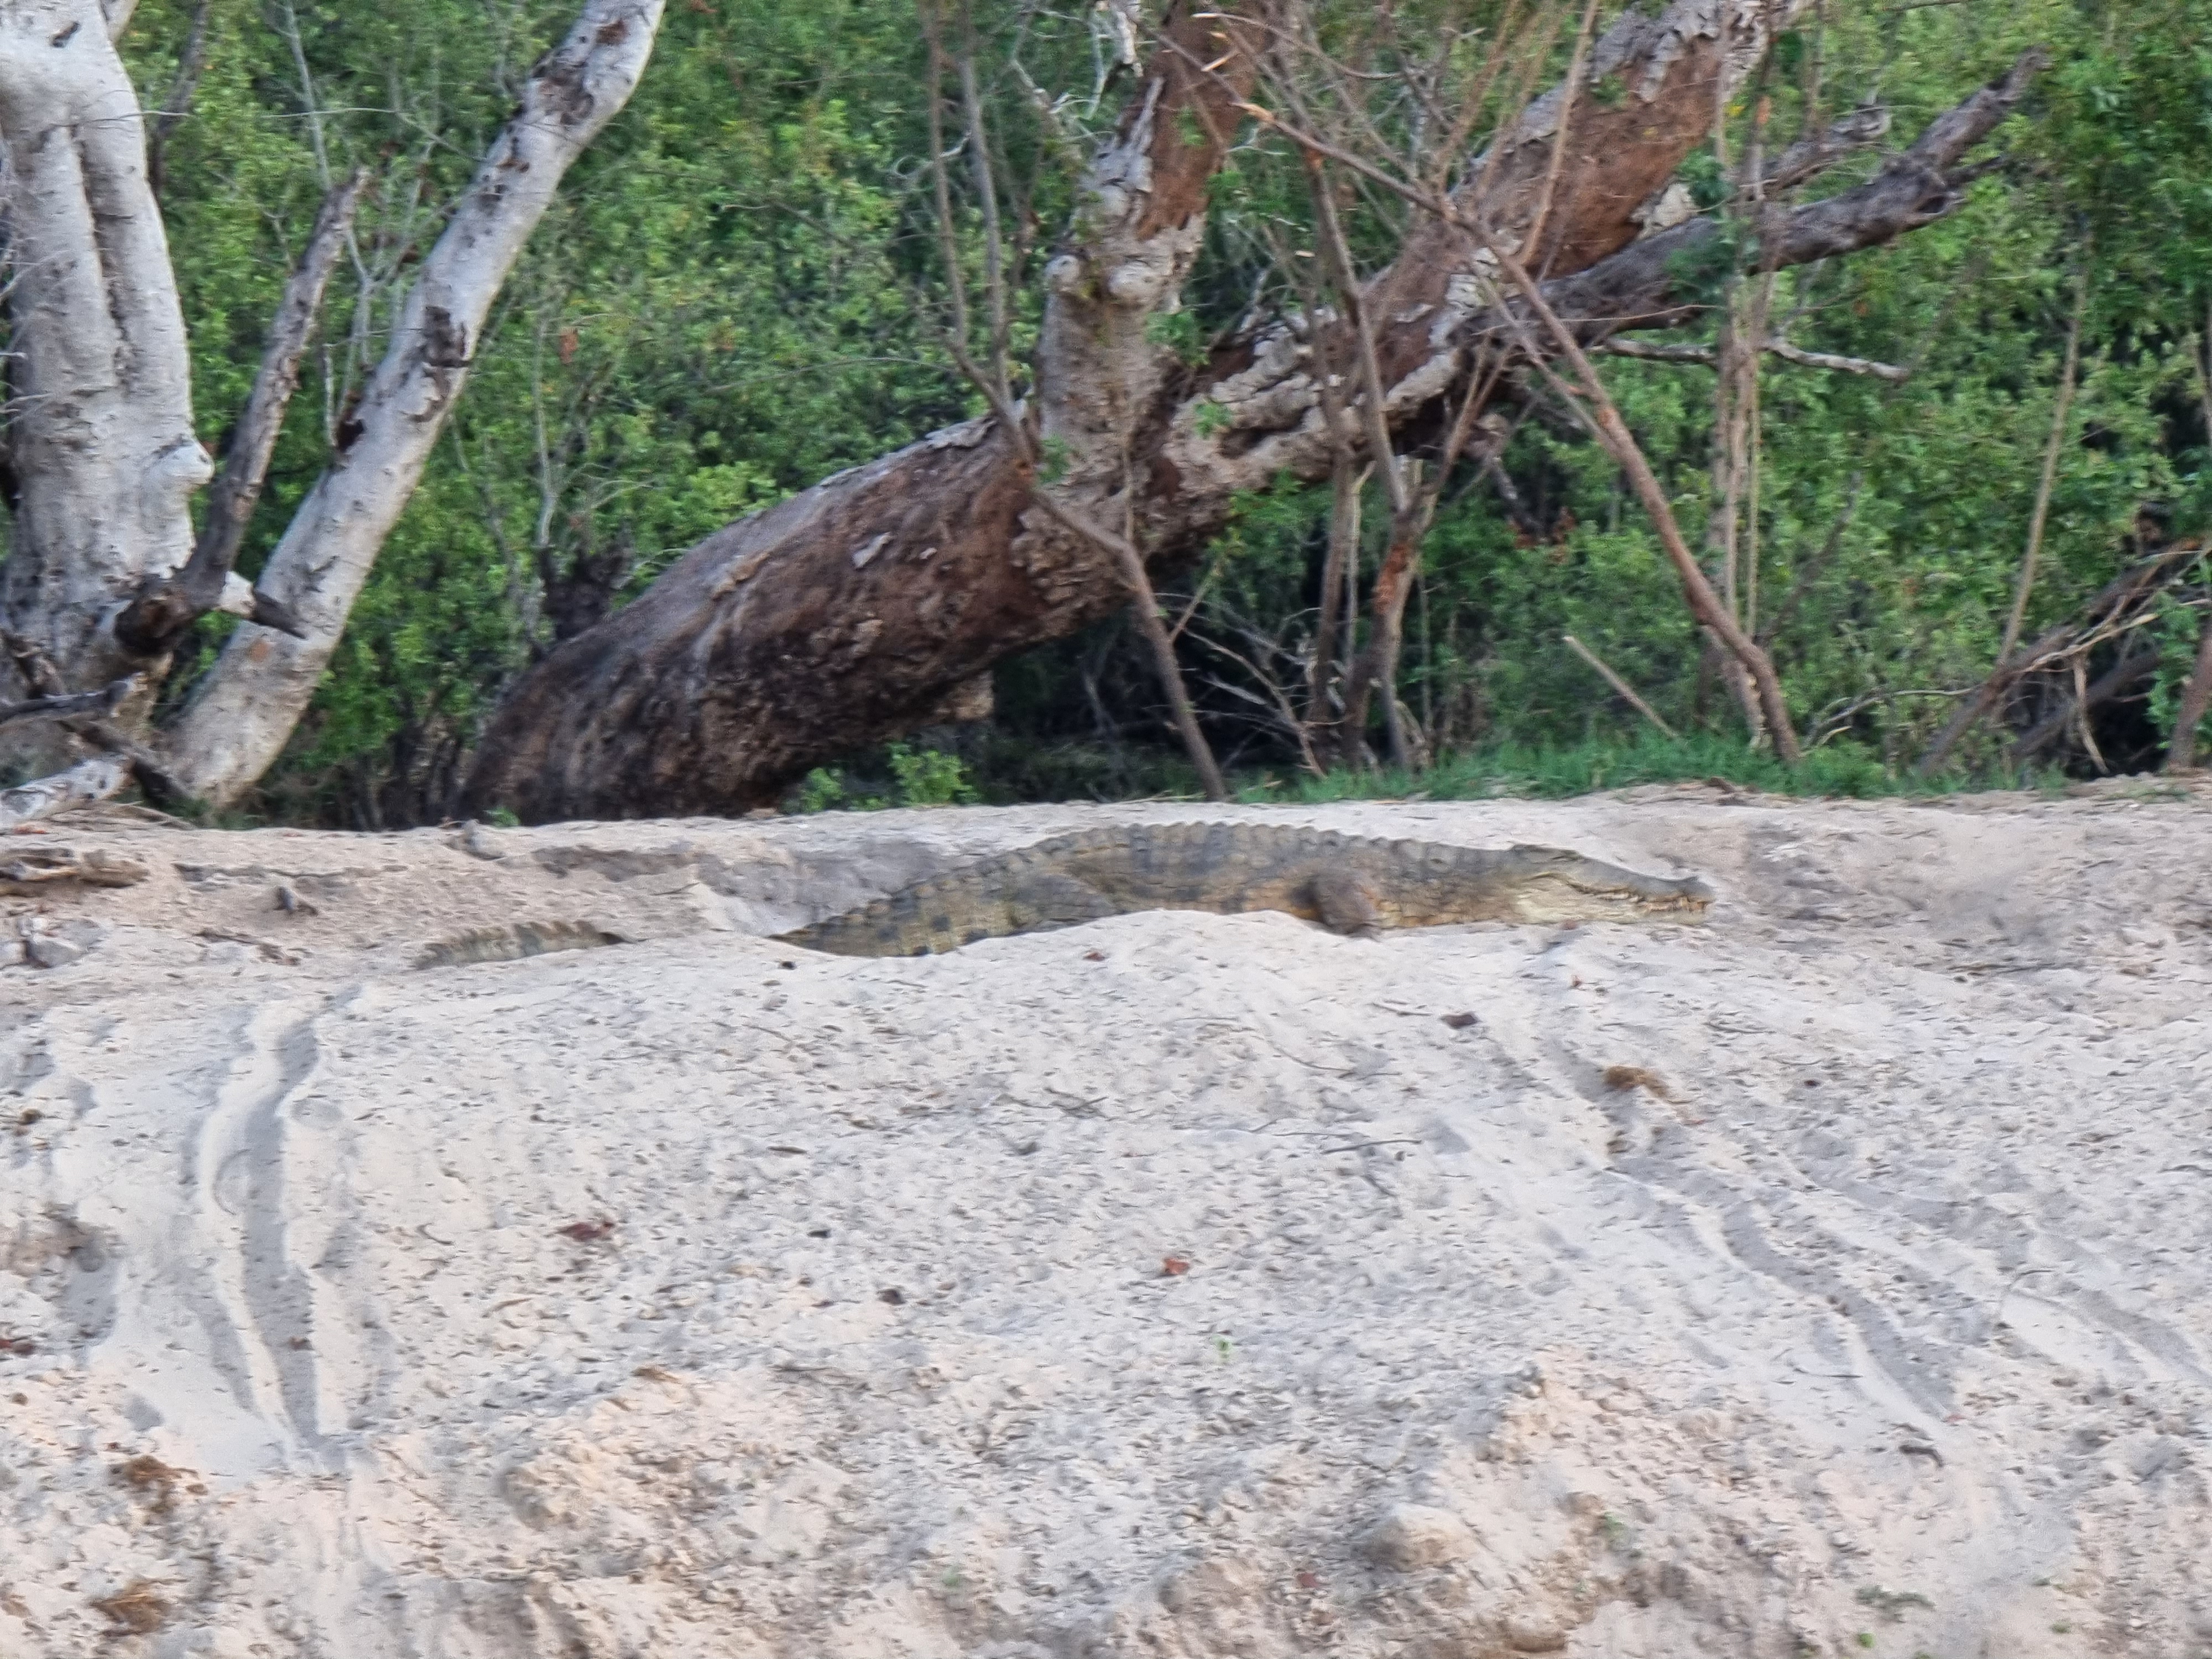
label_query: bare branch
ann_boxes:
[1597,336,1912,379]
[2011,641,2160,766]
[0,679,134,733]
[1506,50,2046,345]
[146,0,215,194]
[1562,634,1677,737]
[1916,545,2202,774]
[1021,485,1230,800]
[1758,104,1891,192]
[1762,338,1911,381]
[1997,273,2088,661]
[114,168,369,657]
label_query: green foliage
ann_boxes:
[1254,730,2033,807]
[888,743,982,806]
[1144,310,1210,368]
[789,743,979,812]
[794,768,852,814]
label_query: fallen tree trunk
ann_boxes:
[463,29,2039,822]
[0,756,127,832]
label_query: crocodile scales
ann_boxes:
[777,822,1712,957]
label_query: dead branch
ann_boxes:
[0,679,133,732]
[1917,544,2203,773]
[1022,487,1231,799]
[1596,336,1910,380]
[0,759,129,833]
[1997,272,2089,661]
[2010,641,2160,766]
[114,169,369,658]
[1562,634,1677,737]
[1485,51,2046,349]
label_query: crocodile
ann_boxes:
[776,822,1712,957]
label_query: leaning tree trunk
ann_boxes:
[0,0,210,775]
[160,0,665,805]
[463,13,2037,822]
[466,0,1793,820]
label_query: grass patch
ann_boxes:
[1233,732,2060,806]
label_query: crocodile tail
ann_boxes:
[414,921,623,969]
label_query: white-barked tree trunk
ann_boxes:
[0,0,209,769]
[161,0,665,804]
[0,0,664,801]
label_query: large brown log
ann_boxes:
[463,14,2034,822]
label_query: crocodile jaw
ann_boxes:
[1503,873,1714,925]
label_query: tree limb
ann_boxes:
[1997,271,2088,661]
[0,758,129,832]
[2167,596,2212,772]
[1484,50,2043,350]
[2009,641,2159,766]
[145,0,213,194]
[163,1,668,806]
[1563,634,1678,737]
[113,168,368,658]
[0,679,134,732]
[1597,336,1911,380]
[1917,546,2199,774]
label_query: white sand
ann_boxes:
[3,783,2210,1657]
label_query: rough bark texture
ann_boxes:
[160,0,665,806]
[0,0,210,773]
[465,8,2034,822]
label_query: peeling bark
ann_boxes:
[1026,1,1272,592]
[160,0,665,806]
[466,15,2039,822]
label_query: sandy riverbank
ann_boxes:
[3,782,2209,1656]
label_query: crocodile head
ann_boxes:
[1502,846,1714,925]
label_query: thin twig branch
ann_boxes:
[1999,271,2089,661]
[1596,336,1910,380]
[1562,634,1677,737]
[147,0,215,195]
